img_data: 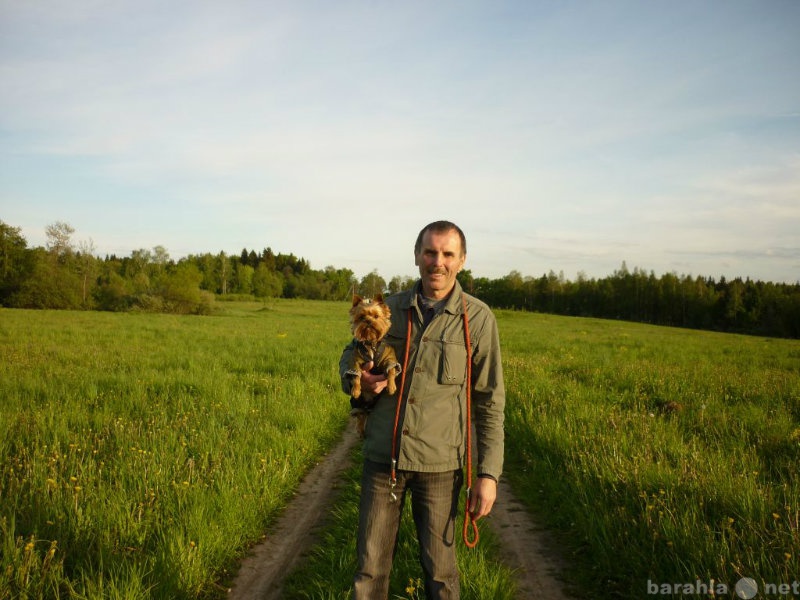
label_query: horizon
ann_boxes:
[8,219,798,286]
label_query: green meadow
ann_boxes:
[1,301,348,599]
[499,312,800,598]
[1,302,798,599]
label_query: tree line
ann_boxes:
[461,264,800,339]
[2,221,798,338]
[0,221,367,314]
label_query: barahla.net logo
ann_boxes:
[647,577,800,598]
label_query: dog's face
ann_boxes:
[350,294,392,343]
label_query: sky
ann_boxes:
[1,1,799,284]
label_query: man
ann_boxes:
[339,220,505,599]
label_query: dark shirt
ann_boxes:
[417,293,446,329]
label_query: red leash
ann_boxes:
[460,294,479,548]
[389,309,412,501]
[388,294,479,547]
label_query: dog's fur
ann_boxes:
[346,294,400,436]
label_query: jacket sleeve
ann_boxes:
[470,309,505,481]
[339,340,356,395]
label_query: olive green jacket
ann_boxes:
[339,280,505,480]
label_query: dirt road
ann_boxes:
[227,425,571,599]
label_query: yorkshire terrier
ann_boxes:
[345,293,401,436]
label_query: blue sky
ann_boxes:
[2,1,798,283]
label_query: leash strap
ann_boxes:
[388,293,480,548]
[461,294,479,548]
[389,308,412,501]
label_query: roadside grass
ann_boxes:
[499,312,800,598]
[281,446,517,600]
[0,301,350,599]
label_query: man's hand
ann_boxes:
[360,361,388,395]
[468,476,497,520]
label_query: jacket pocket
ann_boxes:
[439,337,467,385]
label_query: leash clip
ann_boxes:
[389,459,398,502]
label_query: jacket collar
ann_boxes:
[404,279,464,314]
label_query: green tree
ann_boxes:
[152,245,171,271]
[76,239,98,308]
[126,249,152,279]
[216,252,232,295]
[358,270,386,297]
[235,263,255,295]
[13,222,84,308]
[252,263,283,298]
[388,275,415,295]
[456,269,474,294]
[192,253,217,292]
[260,247,277,271]
[0,221,30,304]
[159,262,212,314]
[13,247,82,309]
[94,268,132,311]
[725,278,746,327]
[324,266,357,300]
[294,271,329,299]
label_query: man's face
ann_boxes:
[414,228,466,300]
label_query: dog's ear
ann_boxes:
[352,294,363,307]
[374,293,384,304]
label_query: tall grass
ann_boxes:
[3,303,798,599]
[0,301,349,598]
[500,312,800,598]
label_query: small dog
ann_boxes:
[346,294,401,436]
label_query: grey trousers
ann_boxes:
[353,460,464,600]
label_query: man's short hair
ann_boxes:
[414,221,467,257]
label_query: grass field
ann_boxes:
[0,301,350,598]
[1,301,798,598]
[499,312,800,598]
